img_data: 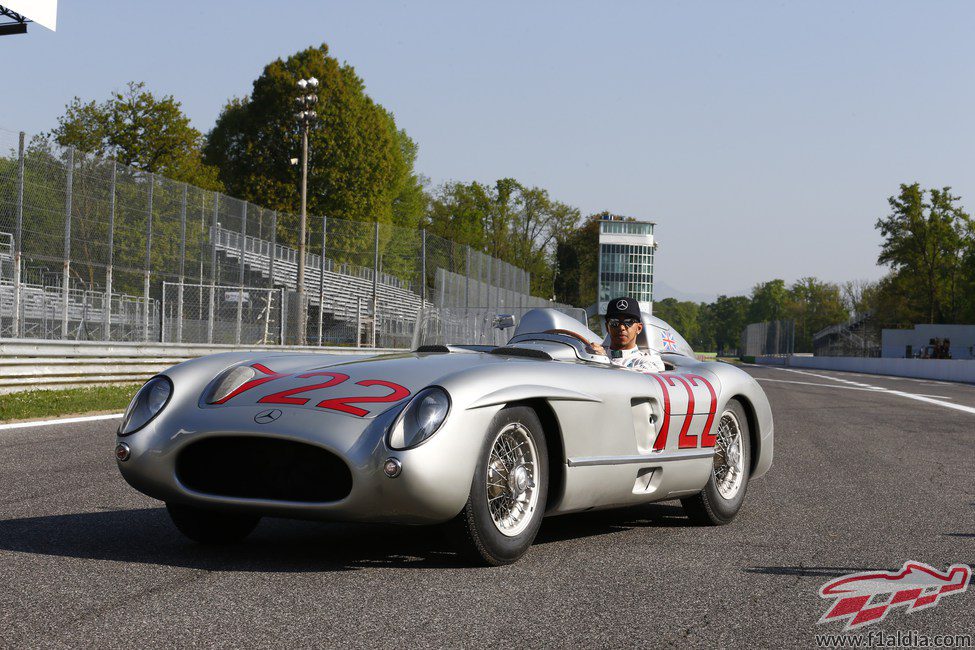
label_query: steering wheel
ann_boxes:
[543,329,603,354]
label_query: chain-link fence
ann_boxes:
[740,320,795,357]
[0,127,567,348]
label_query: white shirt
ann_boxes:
[610,346,665,373]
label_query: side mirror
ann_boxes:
[492,314,515,330]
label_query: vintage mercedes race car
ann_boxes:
[115,308,773,565]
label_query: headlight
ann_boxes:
[388,387,451,450]
[118,376,172,436]
[206,365,259,404]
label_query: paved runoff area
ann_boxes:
[1,366,973,648]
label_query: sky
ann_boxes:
[2,1,974,300]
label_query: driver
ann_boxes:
[589,297,665,373]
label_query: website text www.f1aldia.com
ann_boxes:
[815,630,973,648]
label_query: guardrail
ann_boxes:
[0,339,404,394]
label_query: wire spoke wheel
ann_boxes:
[485,422,539,537]
[713,410,745,499]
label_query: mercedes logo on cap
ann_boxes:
[616,299,628,310]
[254,408,283,424]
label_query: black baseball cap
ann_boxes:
[605,296,642,320]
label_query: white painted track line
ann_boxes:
[772,367,975,415]
[0,413,123,431]
[754,377,953,400]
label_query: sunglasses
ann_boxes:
[607,318,639,328]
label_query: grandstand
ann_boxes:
[812,313,880,357]
[212,225,425,327]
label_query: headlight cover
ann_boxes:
[118,376,172,436]
[206,364,259,404]
[388,387,451,450]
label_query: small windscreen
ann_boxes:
[412,306,590,348]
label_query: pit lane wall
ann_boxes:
[754,354,975,383]
[0,339,402,395]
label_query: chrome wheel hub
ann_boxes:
[713,410,745,500]
[486,422,539,537]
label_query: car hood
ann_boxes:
[184,350,519,420]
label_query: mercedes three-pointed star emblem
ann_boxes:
[254,408,283,424]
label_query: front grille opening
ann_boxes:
[176,436,352,502]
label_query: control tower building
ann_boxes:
[597,215,656,316]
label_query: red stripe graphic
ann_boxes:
[684,374,717,447]
[670,374,697,449]
[650,374,672,450]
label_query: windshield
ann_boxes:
[412,306,590,348]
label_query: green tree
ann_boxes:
[841,279,878,319]
[748,279,788,323]
[48,81,221,190]
[554,213,600,307]
[653,298,701,347]
[425,179,579,299]
[204,44,421,245]
[785,277,848,352]
[707,295,751,355]
[876,183,971,323]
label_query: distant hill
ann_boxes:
[654,281,717,304]
[654,281,750,304]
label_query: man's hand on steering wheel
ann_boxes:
[543,329,607,356]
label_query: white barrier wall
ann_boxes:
[755,355,975,383]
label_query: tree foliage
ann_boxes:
[47,81,221,190]
[204,44,424,248]
[554,213,601,307]
[425,179,579,298]
[875,183,971,323]
[748,279,788,323]
[785,277,848,351]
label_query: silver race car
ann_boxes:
[115,308,773,565]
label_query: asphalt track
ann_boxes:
[1,366,973,648]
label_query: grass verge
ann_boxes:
[0,383,142,423]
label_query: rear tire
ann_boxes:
[681,399,751,525]
[457,406,548,566]
[166,502,260,545]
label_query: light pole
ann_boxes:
[295,76,318,345]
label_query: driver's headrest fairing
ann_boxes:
[510,308,601,343]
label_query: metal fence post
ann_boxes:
[269,210,277,290]
[160,281,167,343]
[236,203,246,345]
[104,160,116,340]
[61,146,74,339]
[371,221,379,348]
[465,246,470,310]
[279,287,286,345]
[196,192,205,328]
[177,183,187,343]
[143,173,154,342]
[208,192,218,344]
[12,132,24,338]
[487,255,493,309]
[356,296,362,348]
[419,229,427,331]
[317,216,326,346]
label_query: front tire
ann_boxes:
[166,502,260,545]
[681,399,751,525]
[458,406,548,566]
